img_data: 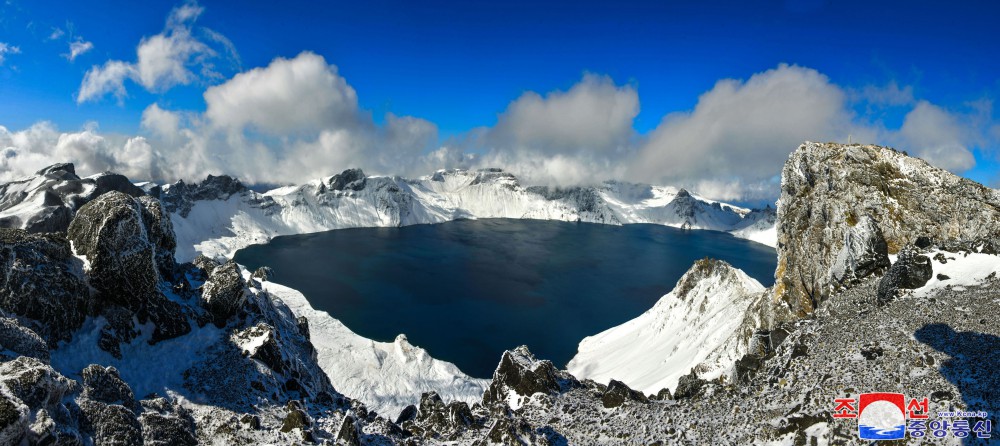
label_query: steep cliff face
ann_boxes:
[774,142,1000,316]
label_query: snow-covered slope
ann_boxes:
[258,274,488,417]
[566,258,766,395]
[165,168,777,262]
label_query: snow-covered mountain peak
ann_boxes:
[567,258,765,395]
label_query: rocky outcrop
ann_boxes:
[0,163,144,234]
[600,380,647,408]
[67,191,160,306]
[775,142,1000,316]
[67,191,190,348]
[160,174,251,218]
[326,168,367,192]
[828,215,890,289]
[139,396,197,446]
[0,229,90,344]
[876,246,933,303]
[200,260,248,327]
[77,365,142,446]
[0,318,50,361]
[482,346,579,410]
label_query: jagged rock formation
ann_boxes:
[482,346,580,410]
[159,174,254,218]
[0,163,144,233]
[67,191,191,350]
[775,142,1000,316]
[0,229,90,344]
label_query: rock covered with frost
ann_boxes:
[876,246,933,303]
[67,191,190,349]
[775,142,1000,316]
[0,229,89,344]
[200,260,248,327]
[828,214,890,289]
[482,345,578,410]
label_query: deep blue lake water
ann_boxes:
[233,219,776,378]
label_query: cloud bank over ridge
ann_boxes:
[2,2,997,201]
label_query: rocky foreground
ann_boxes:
[0,142,998,445]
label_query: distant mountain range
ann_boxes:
[0,143,997,444]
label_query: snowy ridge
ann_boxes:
[167,168,776,262]
[566,258,765,395]
[256,273,489,417]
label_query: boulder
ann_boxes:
[200,261,248,327]
[81,365,135,410]
[0,229,90,344]
[601,380,648,408]
[0,357,78,410]
[336,415,361,446]
[673,370,706,399]
[67,191,159,307]
[0,317,50,361]
[876,247,933,303]
[482,346,572,408]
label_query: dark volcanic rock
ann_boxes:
[139,397,197,446]
[336,415,361,446]
[68,192,191,346]
[138,195,178,279]
[876,247,933,303]
[327,168,367,192]
[0,357,78,410]
[77,366,142,446]
[0,228,90,344]
[81,365,135,410]
[0,390,27,445]
[192,255,220,278]
[161,175,249,218]
[601,379,648,408]
[395,405,417,424]
[200,260,248,327]
[482,346,571,408]
[252,266,274,282]
[673,370,706,399]
[0,318,50,361]
[77,399,142,446]
[280,401,310,433]
[67,191,159,307]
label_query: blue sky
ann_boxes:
[0,0,997,200]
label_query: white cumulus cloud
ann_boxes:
[629,64,853,190]
[204,52,360,135]
[488,73,638,154]
[896,101,976,172]
[77,1,234,103]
